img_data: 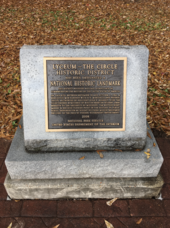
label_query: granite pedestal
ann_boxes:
[20,45,149,152]
[4,45,164,199]
[4,118,164,199]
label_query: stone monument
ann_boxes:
[4,45,164,199]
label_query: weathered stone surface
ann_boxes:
[20,45,149,152]
[25,137,146,152]
[4,172,164,199]
[5,118,163,180]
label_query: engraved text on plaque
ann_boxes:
[44,58,127,132]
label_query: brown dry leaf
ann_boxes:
[114,149,123,152]
[135,149,142,152]
[0,0,170,140]
[53,225,60,228]
[79,156,85,160]
[11,115,22,121]
[104,220,114,228]
[147,149,151,153]
[15,200,20,202]
[97,150,106,154]
[153,142,156,147]
[19,124,22,129]
[136,218,143,224]
[147,131,152,139]
[99,152,104,158]
[97,150,104,158]
[7,223,12,228]
[106,198,118,206]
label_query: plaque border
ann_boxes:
[44,57,127,132]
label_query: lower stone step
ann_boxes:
[5,118,164,180]
[4,172,163,199]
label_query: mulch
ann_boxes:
[0,0,170,140]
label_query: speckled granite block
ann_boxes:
[20,45,149,152]
[4,172,164,199]
[5,118,163,180]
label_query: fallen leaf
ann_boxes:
[15,200,20,202]
[105,220,114,228]
[106,198,118,206]
[19,124,22,129]
[135,149,142,151]
[147,131,152,139]
[96,150,106,154]
[96,150,104,158]
[114,149,122,152]
[0,1,169,140]
[99,152,104,158]
[53,225,60,228]
[144,152,150,156]
[136,218,142,224]
[7,223,12,228]
[153,142,156,147]
[144,151,151,159]
[11,115,22,121]
[79,156,85,160]
[147,149,151,153]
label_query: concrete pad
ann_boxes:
[5,117,163,180]
[4,172,164,199]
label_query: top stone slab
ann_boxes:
[20,45,149,152]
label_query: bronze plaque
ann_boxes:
[44,57,127,132]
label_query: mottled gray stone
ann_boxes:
[20,45,149,151]
[26,138,146,152]
[4,172,164,199]
[5,117,163,180]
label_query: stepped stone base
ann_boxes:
[5,118,163,180]
[4,118,164,199]
[4,173,163,199]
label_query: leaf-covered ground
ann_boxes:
[0,0,170,139]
